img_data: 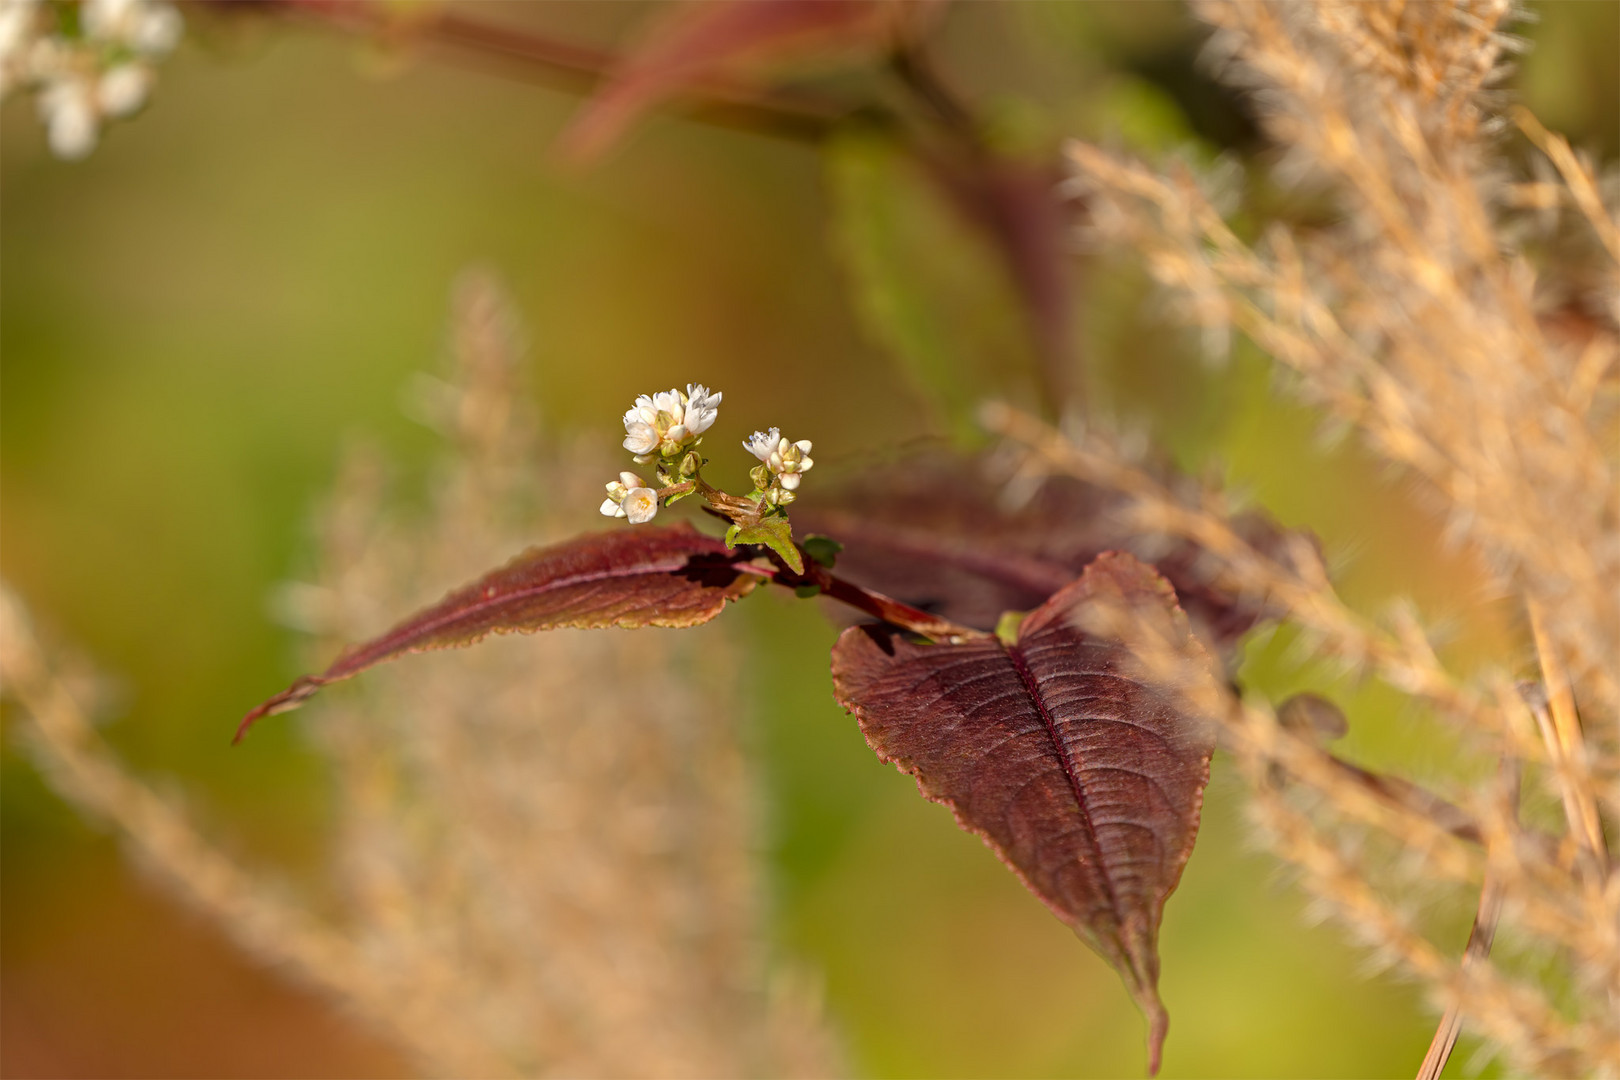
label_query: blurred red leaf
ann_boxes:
[558,0,906,162]
[830,552,1216,1074]
[237,524,756,740]
[796,454,1292,660]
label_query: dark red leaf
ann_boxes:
[558,0,903,162]
[237,524,756,741]
[796,453,1293,660]
[830,552,1216,1074]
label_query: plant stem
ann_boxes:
[748,550,988,644]
[1416,760,1519,1080]
[264,1,848,147]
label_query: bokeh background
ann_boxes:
[3,2,1615,1076]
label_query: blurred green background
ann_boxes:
[3,2,1614,1076]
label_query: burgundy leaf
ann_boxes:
[796,453,1294,660]
[558,0,906,162]
[237,524,756,741]
[830,552,1216,1074]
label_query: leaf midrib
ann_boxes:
[1002,636,1124,925]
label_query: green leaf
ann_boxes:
[825,129,1035,437]
[727,516,804,575]
[801,534,844,568]
[993,608,1028,646]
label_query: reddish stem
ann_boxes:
[263,0,848,146]
[736,548,986,643]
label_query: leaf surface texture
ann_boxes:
[831,552,1215,1073]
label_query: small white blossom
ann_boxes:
[97,63,149,117]
[599,470,645,517]
[600,471,659,523]
[743,428,780,462]
[39,77,97,159]
[2,0,181,159]
[129,2,180,54]
[620,383,722,461]
[82,0,179,56]
[744,429,813,502]
[684,383,721,436]
[0,1,41,95]
[622,486,660,524]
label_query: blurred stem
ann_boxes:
[1416,760,1519,1080]
[889,42,1080,421]
[268,1,848,146]
[1526,598,1608,878]
[889,43,980,151]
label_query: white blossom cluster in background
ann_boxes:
[0,0,182,160]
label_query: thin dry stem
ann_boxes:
[1416,761,1516,1080]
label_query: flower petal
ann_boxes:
[624,487,660,524]
[744,428,780,461]
[623,423,659,454]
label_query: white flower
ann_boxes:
[0,1,42,93]
[743,428,780,462]
[39,77,96,159]
[650,388,683,417]
[81,0,136,42]
[7,0,181,159]
[775,438,812,490]
[622,486,659,524]
[599,470,645,517]
[684,383,721,436]
[745,429,813,499]
[622,414,659,456]
[600,471,659,523]
[82,0,179,55]
[130,2,180,54]
[97,63,150,118]
[620,383,721,460]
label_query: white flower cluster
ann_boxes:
[744,428,813,505]
[600,382,814,526]
[621,383,721,463]
[0,0,182,160]
[599,471,660,524]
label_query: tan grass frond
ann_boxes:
[1066,1,1620,730]
[1062,566,1619,1073]
[4,271,843,1079]
[0,584,511,1078]
[1038,1,1619,1067]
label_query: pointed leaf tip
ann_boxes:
[830,552,1213,1073]
[237,524,755,740]
[1145,997,1168,1076]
